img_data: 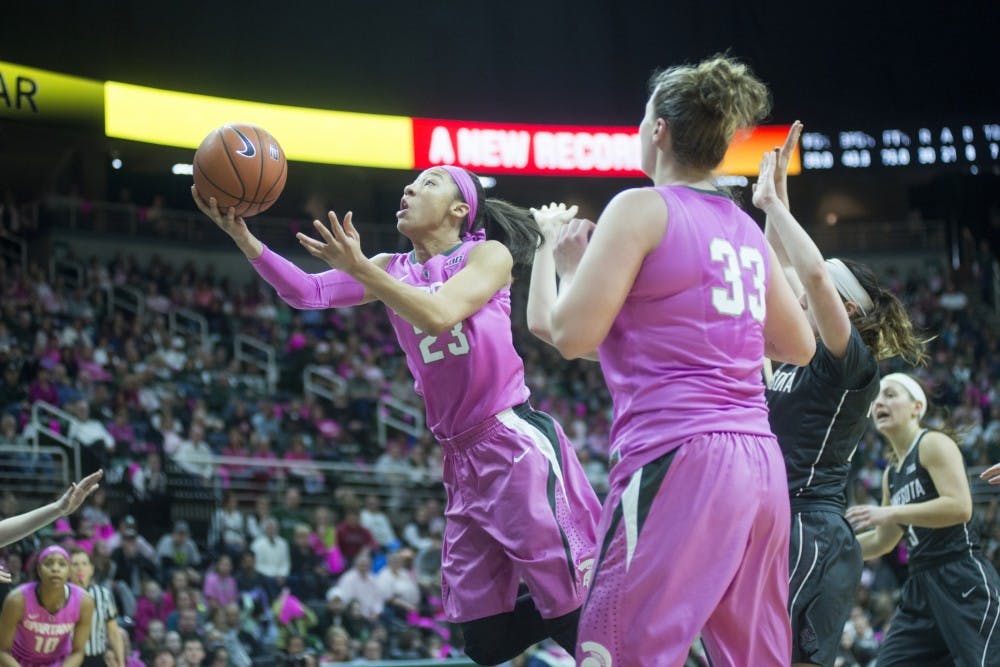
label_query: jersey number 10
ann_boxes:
[710,238,766,322]
[34,635,60,654]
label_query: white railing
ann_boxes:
[0,444,71,489]
[28,401,82,481]
[105,284,145,321]
[377,396,425,445]
[0,230,27,271]
[170,307,210,352]
[303,364,347,401]
[234,334,277,393]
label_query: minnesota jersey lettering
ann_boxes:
[769,367,799,394]
[891,478,927,506]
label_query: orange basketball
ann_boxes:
[193,123,287,218]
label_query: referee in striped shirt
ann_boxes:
[70,547,125,667]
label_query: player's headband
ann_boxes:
[826,258,874,316]
[441,165,479,238]
[881,373,928,419]
[37,545,70,564]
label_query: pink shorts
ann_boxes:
[437,402,600,622]
[577,432,792,666]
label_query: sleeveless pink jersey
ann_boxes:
[600,186,773,480]
[382,240,529,438]
[12,582,84,666]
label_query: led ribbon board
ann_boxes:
[1,60,796,176]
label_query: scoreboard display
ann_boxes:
[800,123,999,172]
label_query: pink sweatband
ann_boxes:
[38,545,70,564]
[249,245,365,309]
[441,166,479,238]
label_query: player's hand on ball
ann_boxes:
[530,202,579,244]
[191,186,251,240]
[845,503,894,532]
[297,211,366,273]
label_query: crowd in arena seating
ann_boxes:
[0,199,998,666]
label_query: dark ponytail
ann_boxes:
[841,258,928,365]
[460,170,543,269]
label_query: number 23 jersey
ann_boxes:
[383,240,529,440]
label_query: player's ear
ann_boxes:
[451,200,470,221]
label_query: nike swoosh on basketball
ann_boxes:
[513,451,529,463]
[232,127,257,158]
[962,587,977,598]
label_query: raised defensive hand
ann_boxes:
[752,151,781,212]
[297,211,366,273]
[55,470,103,517]
[774,120,803,208]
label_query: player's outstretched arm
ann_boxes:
[527,203,577,347]
[0,470,102,550]
[305,210,511,335]
[755,148,852,358]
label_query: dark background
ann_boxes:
[1,0,998,254]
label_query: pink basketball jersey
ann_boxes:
[382,240,530,438]
[12,582,84,665]
[599,186,773,479]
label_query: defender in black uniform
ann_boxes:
[848,374,1000,667]
[758,128,925,667]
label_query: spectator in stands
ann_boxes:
[155,520,202,575]
[402,503,435,552]
[376,549,420,624]
[154,410,185,458]
[68,398,116,474]
[208,491,248,560]
[250,517,290,598]
[332,549,385,622]
[308,505,344,576]
[336,504,378,565]
[110,516,158,596]
[288,522,328,601]
[320,626,352,663]
[130,451,172,539]
[283,633,318,667]
[135,580,171,644]
[246,494,273,541]
[274,485,310,542]
[272,589,318,652]
[177,636,206,667]
[360,494,398,550]
[202,554,239,611]
[174,423,215,483]
[283,434,325,494]
[139,618,168,664]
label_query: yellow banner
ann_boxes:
[0,61,104,126]
[105,82,414,169]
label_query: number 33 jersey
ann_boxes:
[599,185,774,481]
[383,240,529,440]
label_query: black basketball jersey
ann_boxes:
[767,327,879,508]
[887,429,979,566]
